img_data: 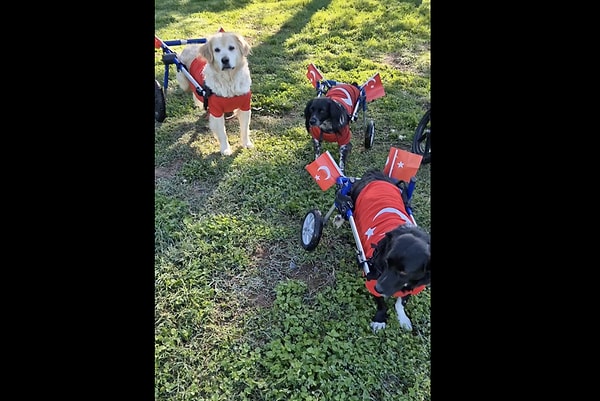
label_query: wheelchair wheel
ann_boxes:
[411,109,430,164]
[155,79,166,123]
[364,120,375,149]
[301,209,324,251]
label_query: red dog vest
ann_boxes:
[353,180,425,298]
[309,83,361,146]
[188,58,252,118]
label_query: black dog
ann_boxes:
[304,83,361,174]
[338,170,431,331]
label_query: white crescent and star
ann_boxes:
[309,70,316,82]
[385,158,405,170]
[366,77,377,88]
[316,165,332,180]
[328,87,353,107]
[374,207,412,224]
[364,207,413,238]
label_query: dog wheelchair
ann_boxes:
[312,80,374,150]
[154,35,208,123]
[411,108,431,164]
[300,174,417,276]
[307,65,387,151]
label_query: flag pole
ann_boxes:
[325,151,343,177]
[388,148,398,178]
[360,72,378,89]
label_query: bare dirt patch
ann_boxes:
[155,159,184,180]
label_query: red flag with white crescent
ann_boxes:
[305,151,343,191]
[154,36,163,49]
[362,73,385,102]
[382,147,422,182]
[307,63,324,88]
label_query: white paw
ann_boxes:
[370,321,386,333]
[397,315,413,331]
[221,147,233,156]
[395,298,413,330]
[333,215,344,228]
[242,140,254,149]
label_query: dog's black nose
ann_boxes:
[221,57,233,70]
[309,117,318,125]
[221,57,232,70]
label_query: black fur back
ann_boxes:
[350,170,397,202]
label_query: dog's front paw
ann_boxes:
[398,315,412,331]
[333,214,344,228]
[395,298,413,330]
[221,147,233,156]
[370,321,387,332]
[242,140,254,149]
[397,315,413,331]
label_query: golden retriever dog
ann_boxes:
[176,31,253,156]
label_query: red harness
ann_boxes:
[188,58,252,118]
[353,180,425,298]
[309,83,361,146]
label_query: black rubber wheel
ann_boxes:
[300,209,324,251]
[411,109,430,164]
[155,79,166,123]
[364,120,375,149]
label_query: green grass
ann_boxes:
[155,0,430,399]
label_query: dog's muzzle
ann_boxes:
[311,118,333,132]
[374,283,390,297]
[221,57,232,70]
[374,280,409,297]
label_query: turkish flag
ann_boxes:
[155,36,163,49]
[305,151,343,191]
[362,73,385,102]
[307,63,324,88]
[382,147,422,182]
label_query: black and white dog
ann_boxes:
[304,83,361,174]
[337,170,431,331]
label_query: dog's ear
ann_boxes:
[329,101,348,132]
[199,40,214,64]
[304,99,314,119]
[234,33,252,57]
[304,100,314,131]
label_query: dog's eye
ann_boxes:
[229,46,235,51]
[214,47,221,53]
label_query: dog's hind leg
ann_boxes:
[312,138,322,160]
[338,143,352,175]
[395,296,413,331]
[237,109,253,150]
[369,296,388,332]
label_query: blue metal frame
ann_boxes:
[155,36,208,98]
